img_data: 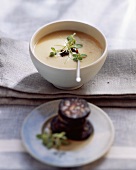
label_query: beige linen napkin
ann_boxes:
[0,36,136,106]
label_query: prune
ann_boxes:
[71,48,78,53]
[60,50,69,57]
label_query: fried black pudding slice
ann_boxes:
[50,98,93,140]
[59,98,90,121]
[51,115,93,140]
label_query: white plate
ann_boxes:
[21,100,115,167]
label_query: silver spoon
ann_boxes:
[76,60,81,82]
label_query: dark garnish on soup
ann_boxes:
[49,33,87,61]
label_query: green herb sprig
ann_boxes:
[73,53,87,62]
[49,47,57,57]
[36,131,70,149]
[49,33,87,62]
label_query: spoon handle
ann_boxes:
[76,60,81,82]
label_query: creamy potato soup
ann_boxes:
[34,30,103,69]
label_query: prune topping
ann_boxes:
[60,50,69,57]
[71,48,78,53]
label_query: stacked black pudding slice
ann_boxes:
[51,98,94,140]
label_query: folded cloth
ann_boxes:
[0,36,136,106]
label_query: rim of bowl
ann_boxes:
[30,20,108,71]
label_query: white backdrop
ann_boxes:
[0,0,136,49]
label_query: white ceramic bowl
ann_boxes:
[29,20,107,90]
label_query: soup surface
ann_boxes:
[34,30,103,69]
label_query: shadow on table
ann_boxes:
[14,72,58,94]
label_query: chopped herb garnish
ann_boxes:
[36,131,70,149]
[49,33,87,62]
[49,47,57,57]
[74,44,83,49]
[49,52,55,57]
